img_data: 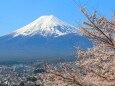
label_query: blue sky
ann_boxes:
[0,0,115,36]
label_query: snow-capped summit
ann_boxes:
[0,15,92,61]
[13,15,80,37]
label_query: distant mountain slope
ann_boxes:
[0,15,92,62]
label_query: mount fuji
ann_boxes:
[0,15,92,62]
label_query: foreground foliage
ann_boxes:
[39,7,115,86]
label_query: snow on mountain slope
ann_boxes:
[0,15,92,62]
[13,15,80,37]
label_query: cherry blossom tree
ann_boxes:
[39,7,115,86]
